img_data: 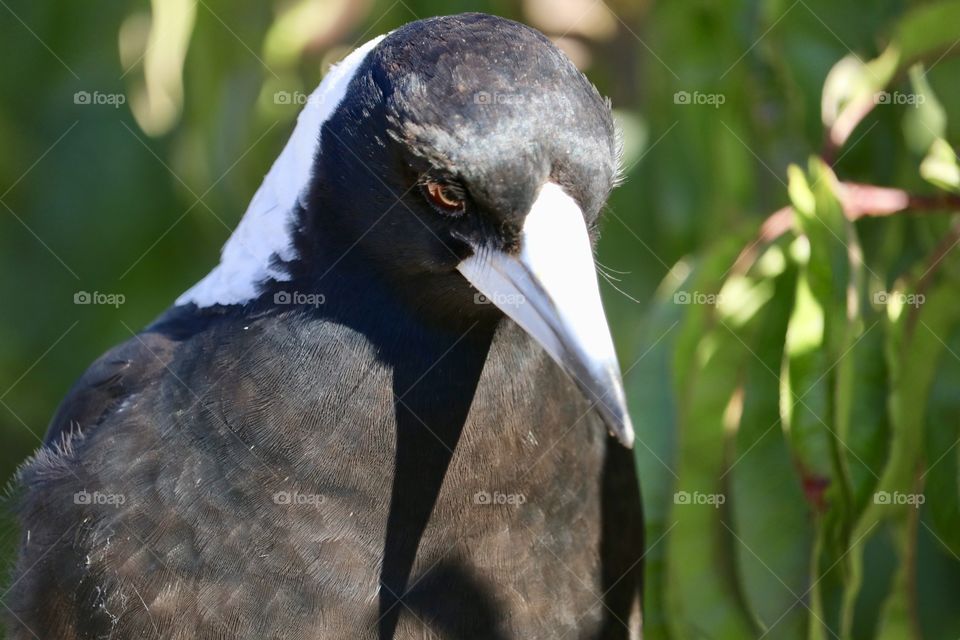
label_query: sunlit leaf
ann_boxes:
[920,138,960,193]
[903,65,947,156]
[821,55,872,130]
[129,0,197,136]
[263,0,367,68]
[729,256,812,639]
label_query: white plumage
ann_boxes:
[177,34,386,308]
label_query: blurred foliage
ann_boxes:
[2,0,960,638]
[627,1,960,638]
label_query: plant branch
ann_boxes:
[732,182,960,274]
[762,182,960,242]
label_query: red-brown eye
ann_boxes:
[423,181,466,215]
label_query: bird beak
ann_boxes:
[457,182,634,447]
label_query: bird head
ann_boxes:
[179,13,633,447]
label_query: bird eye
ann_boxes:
[422,180,466,216]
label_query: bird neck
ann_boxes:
[278,210,498,337]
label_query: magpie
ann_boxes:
[7,13,644,639]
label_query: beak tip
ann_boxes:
[596,368,634,448]
[614,415,635,449]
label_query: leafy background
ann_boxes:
[2,0,960,638]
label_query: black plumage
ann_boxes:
[6,13,644,639]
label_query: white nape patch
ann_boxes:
[176,34,387,308]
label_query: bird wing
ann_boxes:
[43,330,179,449]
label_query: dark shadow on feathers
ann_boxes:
[599,440,644,638]
[377,321,495,639]
[401,560,511,640]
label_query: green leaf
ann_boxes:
[666,237,758,640]
[729,254,813,639]
[825,2,960,153]
[783,159,871,639]
[781,272,832,481]
[858,274,960,639]
[923,328,960,559]
[920,138,960,193]
[782,161,853,490]
[821,55,875,130]
[836,323,891,636]
[627,262,690,640]
[888,0,960,65]
[903,65,947,156]
[128,0,197,136]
